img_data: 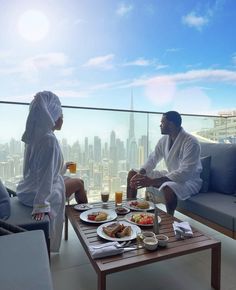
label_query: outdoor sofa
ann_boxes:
[177,142,236,239]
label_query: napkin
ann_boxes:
[89,242,124,259]
[173,221,193,239]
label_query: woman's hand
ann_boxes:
[32,212,47,221]
[66,161,74,169]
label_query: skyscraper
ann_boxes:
[127,90,138,169]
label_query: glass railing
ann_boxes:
[0,101,230,202]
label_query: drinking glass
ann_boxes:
[115,191,123,207]
[68,162,77,174]
[101,191,109,205]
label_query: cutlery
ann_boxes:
[117,240,132,247]
[123,245,144,251]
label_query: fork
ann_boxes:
[116,241,132,248]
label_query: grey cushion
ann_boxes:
[200,156,211,193]
[6,197,50,243]
[200,143,236,194]
[0,230,53,290]
[178,192,236,231]
[0,180,11,220]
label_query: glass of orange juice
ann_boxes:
[115,191,123,207]
[68,162,76,174]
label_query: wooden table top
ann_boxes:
[66,201,221,275]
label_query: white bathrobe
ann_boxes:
[17,91,65,252]
[142,128,202,200]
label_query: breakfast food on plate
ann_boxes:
[87,211,108,221]
[103,222,131,238]
[115,207,129,214]
[130,200,150,209]
[130,213,154,225]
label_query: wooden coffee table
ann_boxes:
[65,202,221,290]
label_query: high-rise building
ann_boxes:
[94,136,101,162]
[127,91,138,169]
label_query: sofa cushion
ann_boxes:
[0,230,53,290]
[6,197,50,241]
[200,156,211,193]
[200,143,236,194]
[178,192,236,231]
[0,180,11,220]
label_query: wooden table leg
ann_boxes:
[211,243,221,290]
[98,273,106,290]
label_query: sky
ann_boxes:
[0,0,236,116]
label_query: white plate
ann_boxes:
[125,200,155,211]
[80,208,117,224]
[125,212,161,227]
[97,221,141,241]
[74,204,93,211]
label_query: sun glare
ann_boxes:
[18,10,49,42]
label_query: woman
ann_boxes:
[17,91,87,252]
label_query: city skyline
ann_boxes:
[0,0,236,117]
[0,113,152,200]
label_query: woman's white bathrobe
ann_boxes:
[17,132,65,252]
[17,91,65,252]
[142,128,202,200]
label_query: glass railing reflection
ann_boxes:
[0,101,230,201]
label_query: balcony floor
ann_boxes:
[51,205,236,290]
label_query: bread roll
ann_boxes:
[95,212,108,221]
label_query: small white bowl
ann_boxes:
[143,237,158,251]
[156,234,169,247]
[142,231,155,239]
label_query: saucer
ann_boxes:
[74,204,93,211]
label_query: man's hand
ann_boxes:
[130,174,153,189]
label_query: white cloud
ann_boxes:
[172,87,212,114]
[0,52,69,83]
[182,12,209,30]
[116,3,133,16]
[24,52,68,69]
[83,54,114,70]
[172,69,236,83]
[126,68,236,112]
[144,77,176,106]
[123,58,152,67]
[156,64,168,70]
[54,89,88,99]
[59,67,75,76]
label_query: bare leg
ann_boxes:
[126,170,138,199]
[162,186,178,216]
[64,178,88,204]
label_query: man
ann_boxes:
[127,111,202,216]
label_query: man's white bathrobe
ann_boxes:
[142,128,202,200]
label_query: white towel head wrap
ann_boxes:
[22,91,62,144]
